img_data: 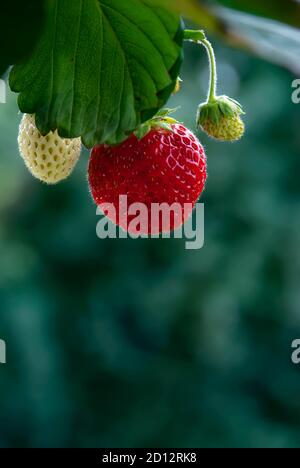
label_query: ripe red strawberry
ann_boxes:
[88,123,207,235]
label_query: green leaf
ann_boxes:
[9,0,183,147]
[0,1,46,77]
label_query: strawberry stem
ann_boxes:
[184,30,218,103]
[201,38,217,103]
[183,30,206,42]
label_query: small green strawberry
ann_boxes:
[197,96,245,142]
[18,114,81,184]
[184,29,245,142]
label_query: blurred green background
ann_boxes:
[1,12,300,448]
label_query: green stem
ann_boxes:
[183,29,206,42]
[201,38,217,103]
[184,30,218,103]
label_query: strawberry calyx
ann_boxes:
[134,108,179,140]
[197,95,245,127]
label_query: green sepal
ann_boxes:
[197,95,245,127]
[134,123,152,140]
[156,107,180,118]
[134,108,179,140]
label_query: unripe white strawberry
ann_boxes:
[18,114,81,184]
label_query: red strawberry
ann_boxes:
[88,124,207,235]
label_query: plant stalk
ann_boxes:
[184,30,218,103]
